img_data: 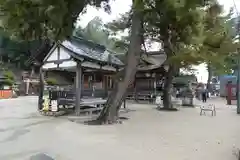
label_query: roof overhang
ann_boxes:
[42,42,122,72]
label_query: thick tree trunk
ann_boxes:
[207,64,212,92]
[38,68,44,110]
[162,65,176,110]
[86,0,143,125]
[161,31,178,111]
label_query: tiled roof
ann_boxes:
[61,37,124,66]
[115,52,166,71]
[173,75,198,84]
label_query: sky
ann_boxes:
[78,0,240,83]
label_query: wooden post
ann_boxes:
[38,67,44,110]
[123,96,126,109]
[82,73,84,94]
[75,62,82,115]
[25,78,30,95]
[104,75,108,98]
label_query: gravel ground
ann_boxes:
[0,96,239,160]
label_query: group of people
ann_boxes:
[174,86,209,103]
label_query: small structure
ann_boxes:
[181,79,195,106]
[39,36,124,114]
[135,52,167,92]
[182,88,194,106]
[120,51,167,101]
[173,75,198,90]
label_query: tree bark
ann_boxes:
[207,64,212,92]
[161,30,178,111]
[38,67,44,110]
[86,0,143,125]
[162,64,175,110]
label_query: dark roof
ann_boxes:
[173,75,198,84]
[115,51,166,71]
[61,37,123,66]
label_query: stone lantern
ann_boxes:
[182,80,194,107]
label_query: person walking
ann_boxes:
[176,89,180,98]
[202,87,207,103]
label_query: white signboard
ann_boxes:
[51,100,58,112]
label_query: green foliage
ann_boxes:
[106,0,214,69]
[143,0,218,68]
[46,77,58,85]
[3,70,14,80]
[74,17,125,53]
[201,9,240,75]
[1,0,237,73]
[0,0,110,41]
[3,78,14,86]
[106,1,237,72]
[2,70,15,86]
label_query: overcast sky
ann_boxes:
[78,0,240,27]
[78,0,240,83]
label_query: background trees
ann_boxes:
[105,0,222,110]
[0,0,110,40]
[74,16,124,53]
[200,7,239,91]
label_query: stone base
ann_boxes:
[182,104,194,107]
[39,110,66,117]
[158,107,178,111]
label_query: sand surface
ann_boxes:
[0,96,239,160]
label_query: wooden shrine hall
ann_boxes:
[39,36,124,114]
[116,50,167,101]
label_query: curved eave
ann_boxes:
[60,43,123,68]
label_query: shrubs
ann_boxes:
[46,77,58,86]
[3,70,15,86]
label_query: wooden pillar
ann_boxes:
[75,62,82,115]
[82,73,84,91]
[25,78,30,95]
[38,67,44,110]
[154,76,157,95]
[104,75,108,98]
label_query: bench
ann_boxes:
[200,104,216,116]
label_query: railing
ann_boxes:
[47,89,110,101]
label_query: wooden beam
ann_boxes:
[57,46,60,68]
[44,58,72,64]
[101,65,116,71]
[82,61,101,69]
[75,62,82,115]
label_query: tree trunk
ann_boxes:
[207,64,212,93]
[162,65,176,110]
[86,0,143,125]
[161,31,178,111]
[38,68,44,110]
